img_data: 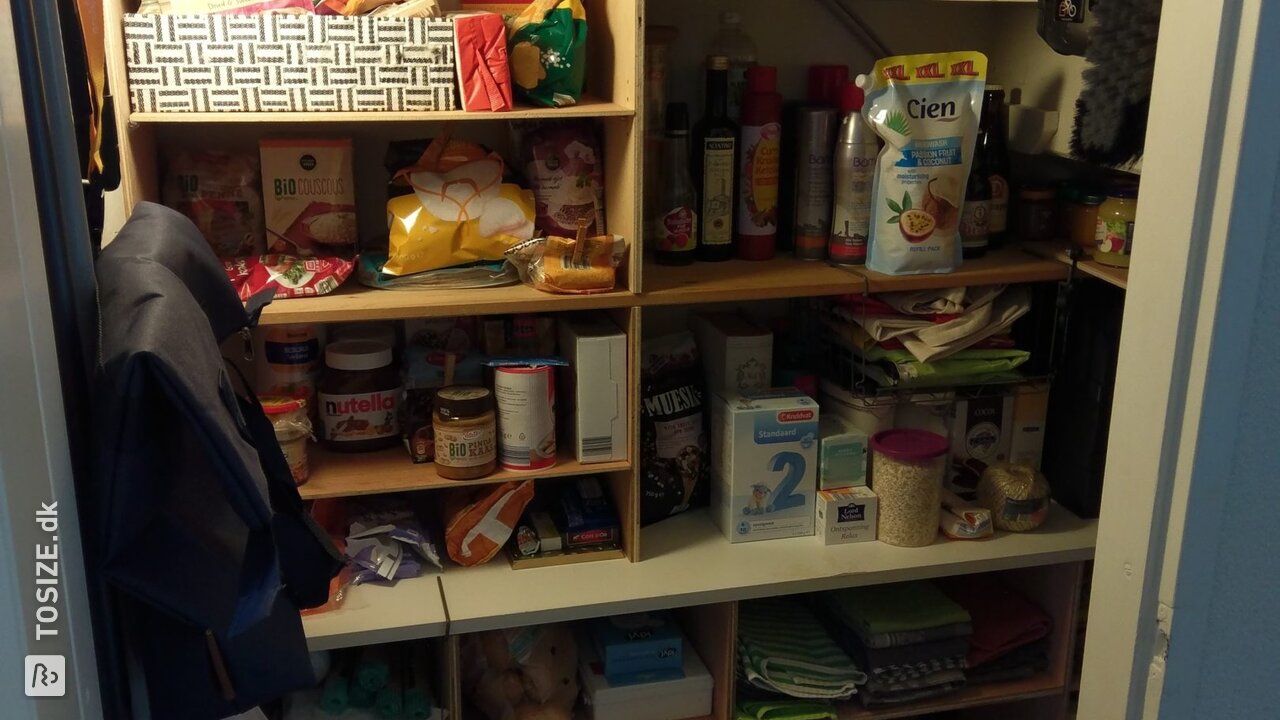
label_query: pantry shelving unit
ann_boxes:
[1023,241,1130,290]
[102,1,1107,719]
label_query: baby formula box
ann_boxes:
[710,388,819,543]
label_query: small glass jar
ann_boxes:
[433,386,498,481]
[870,429,949,547]
[261,395,312,486]
[1095,184,1139,267]
[1070,190,1106,250]
[317,340,402,453]
[1016,187,1056,243]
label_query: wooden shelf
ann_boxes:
[258,281,635,325]
[300,444,630,500]
[640,247,1068,306]
[129,96,634,124]
[1023,242,1129,290]
[303,575,447,651]
[439,505,1096,635]
[836,674,1064,719]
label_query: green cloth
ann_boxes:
[824,582,971,640]
[852,345,1030,389]
[319,673,349,715]
[736,699,837,720]
[738,598,866,700]
[403,687,433,720]
[348,681,376,709]
[356,645,391,693]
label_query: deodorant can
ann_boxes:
[792,107,837,260]
[494,365,557,471]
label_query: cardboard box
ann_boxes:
[819,415,868,490]
[123,14,457,113]
[692,312,772,396]
[816,487,878,545]
[558,316,627,463]
[580,641,712,720]
[710,389,818,543]
[1010,383,1050,469]
[948,394,1015,495]
[588,612,684,684]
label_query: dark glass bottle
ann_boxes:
[978,86,1010,247]
[694,55,739,262]
[654,102,698,266]
[961,153,992,260]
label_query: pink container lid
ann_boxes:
[871,429,949,461]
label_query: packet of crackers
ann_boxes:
[507,219,625,294]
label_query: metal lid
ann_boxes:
[707,55,730,71]
[325,340,393,372]
[435,385,494,420]
[260,395,305,415]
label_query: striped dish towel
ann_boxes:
[738,598,867,700]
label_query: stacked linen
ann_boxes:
[820,581,973,708]
[939,574,1053,684]
[737,598,866,702]
[827,285,1032,390]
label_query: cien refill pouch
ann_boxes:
[864,52,987,275]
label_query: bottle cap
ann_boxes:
[871,429,950,462]
[707,55,730,71]
[746,66,777,92]
[838,82,865,114]
[665,102,689,133]
[807,64,848,105]
[435,386,494,420]
[326,340,393,372]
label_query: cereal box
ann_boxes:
[710,389,818,543]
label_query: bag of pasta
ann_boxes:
[507,0,587,107]
[385,136,536,277]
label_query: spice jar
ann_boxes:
[262,396,312,486]
[1095,183,1139,267]
[1069,190,1106,250]
[433,386,498,480]
[870,429,949,547]
[318,340,402,453]
[1015,186,1056,243]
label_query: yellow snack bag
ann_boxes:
[384,137,536,277]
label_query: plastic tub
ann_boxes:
[870,429,949,547]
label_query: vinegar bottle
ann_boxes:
[736,66,781,261]
[693,56,738,262]
[654,102,698,266]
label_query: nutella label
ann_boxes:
[320,390,399,443]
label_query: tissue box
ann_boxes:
[589,612,684,684]
[711,389,818,543]
[450,11,513,111]
[692,312,772,396]
[819,415,867,490]
[816,487,878,545]
[559,316,627,463]
[580,641,712,720]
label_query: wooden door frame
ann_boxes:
[1078,0,1279,717]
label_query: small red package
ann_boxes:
[451,12,513,112]
[223,254,355,301]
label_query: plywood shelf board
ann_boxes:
[835,674,1064,719]
[303,575,448,651]
[1023,242,1128,290]
[129,97,634,124]
[300,445,631,500]
[440,505,1096,634]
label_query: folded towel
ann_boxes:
[735,699,837,720]
[966,638,1051,685]
[738,598,867,700]
[858,679,965,708]
[823,582,972,646]
[940,575,1052,667]
[864,667,966,695]
[838,631,969,676]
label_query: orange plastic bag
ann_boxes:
[444,480,535,566]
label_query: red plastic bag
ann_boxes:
[223,254,355,301]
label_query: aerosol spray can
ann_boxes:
[791,106,837,260]
[828,82,880,265]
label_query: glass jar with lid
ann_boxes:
[1095,183,1139,267]
[1070,189,1106,250]
[433,386,498,480]
[317,340,402,452]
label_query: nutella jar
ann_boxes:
[318,340,402,452]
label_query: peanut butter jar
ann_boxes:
[433,386,497,480]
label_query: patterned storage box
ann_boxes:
[123,14,457,113]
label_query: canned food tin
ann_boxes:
[493,365,558,471]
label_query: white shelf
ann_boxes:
[303,574,447,652]
[440,505,1097,634]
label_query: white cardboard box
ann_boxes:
[692,312,772,396]
[580,641,713,720]
[948,393,1015,493]
[710,389,818,543]
[559,316,627,464]
[816,486,878,545]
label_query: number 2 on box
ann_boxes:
[767,451,806,512]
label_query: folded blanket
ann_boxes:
[864,668,965,694]
[735,699,837,720]
[738,598,867,700]
[836,630,969,679]
[966,638,1051,685]
[858,680,965,708]
[939,575,1052,667]
[823,582,972,646]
